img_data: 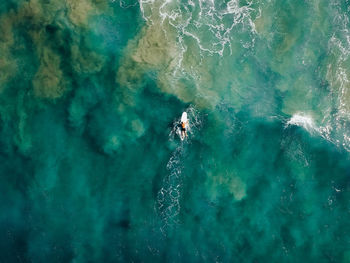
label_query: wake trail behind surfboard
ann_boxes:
[156,105,202,235]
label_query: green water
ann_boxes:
[1,0,350,262]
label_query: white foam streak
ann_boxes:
[286,113,337,145]
[118,0,138,8]
[322,0,350,152]
[138,0,258,58]
[136,0,259,95]
[287,114,350,158]
[157,106,202,235]
[139,0,156,21]
[286,113,317,134]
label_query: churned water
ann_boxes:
[1,0,350,262]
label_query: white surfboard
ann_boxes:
[181,112,188,123]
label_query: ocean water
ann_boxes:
[1,0,350,262]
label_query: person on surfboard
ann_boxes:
[181,120,188,139]
[180,112,188,139]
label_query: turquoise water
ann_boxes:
[1,0,350,262]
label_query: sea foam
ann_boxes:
[286,113,318,134]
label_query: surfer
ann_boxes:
[181,120,188,139]
[179,112,188,140]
